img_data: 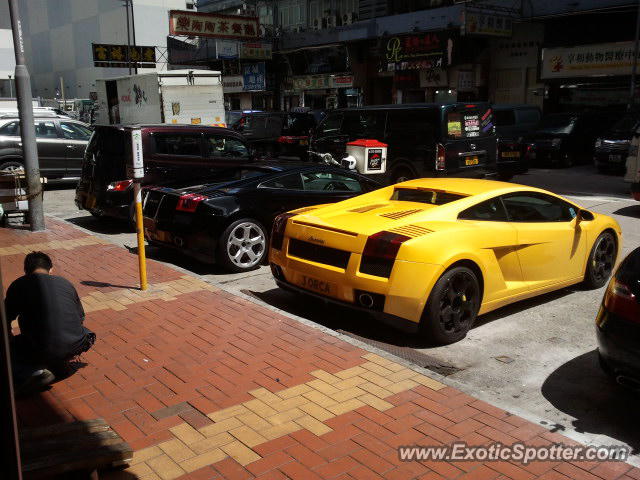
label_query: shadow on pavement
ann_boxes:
[81,280,138,290]
[475,287,575,328]
[613,205,640,219]
[142,245,227,276]
[541,349,640,454]
[512,166,630,198]
[44,179,78,191]
[65,215,131,235]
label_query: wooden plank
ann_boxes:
[21,430,121,455]
[22,443,133,479]
[19,419,109,440]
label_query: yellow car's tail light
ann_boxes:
[271,212,295,250]
[360,231,410,278]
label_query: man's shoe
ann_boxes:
[15,369,55,396]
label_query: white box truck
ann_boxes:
[94,69,226,127]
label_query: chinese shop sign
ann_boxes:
[291,75,354,90]
[383,33,448,72]
[462,12,513,37]
[240,42,273,60]
[92,43,156,68]
[242,62,266,91]
[169,10,259,39]
[542,42,639,79]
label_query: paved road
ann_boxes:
[44,166,640,462]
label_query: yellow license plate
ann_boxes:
[298,274,335,296]
[465,156,479,166]
[300,139,309,145]
[147,229,171,243]
[501,151,521,158]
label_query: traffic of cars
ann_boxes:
[2,99,632,377]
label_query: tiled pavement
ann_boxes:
[2,217,639,480]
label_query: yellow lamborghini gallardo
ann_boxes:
[269,178,622,344]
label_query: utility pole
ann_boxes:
[130,0,138,74]
[8,0,45,231]
[125,0,132,74]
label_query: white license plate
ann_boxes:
[609,154,623,162]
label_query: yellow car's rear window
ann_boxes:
[391,188,466,205]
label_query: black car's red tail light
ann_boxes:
[175,193,207,213]
[604,278,640,322]
[360,231,410,278]
[107,179,133,192]
[271,212,295,250]
[435,144,446,171]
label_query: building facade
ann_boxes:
[179,0,640,113]
[18,0,195,99]
[0,1,16,98]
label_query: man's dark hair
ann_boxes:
[24,251,53,274]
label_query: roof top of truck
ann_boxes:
[97,69,221,81]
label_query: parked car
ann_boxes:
[492,104,541,180]
[625,125,640,201]
[493,104,541,140]
[143,163,380,272]
[269,178,620,344]
[594,113,640,173]
[309,103,497,185]
[225,110,262,127]
[75,125,255,223]
[597,247,640,389]
[0,115,92,178]
[527,111,619,167]
[230,111,317,160]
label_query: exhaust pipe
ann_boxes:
[616,375,640,390]
[358,293,374,309]
[174,237,184,247]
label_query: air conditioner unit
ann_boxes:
[342,12,357,25]
[325,15,337,28]
[312,17,323,30]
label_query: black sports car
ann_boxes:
[142,163,381,272]
[596,246,640,389]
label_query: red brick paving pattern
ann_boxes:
[1,217,638,480]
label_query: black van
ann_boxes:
[309,103,497,184]
[75,124,255,224]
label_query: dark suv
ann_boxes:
[594,113,639,173]
[75,124,254,222]
[309,103,497,184]
[230,112,317,160]
[0,114,92,178]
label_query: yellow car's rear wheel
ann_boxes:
[421,266,481,345]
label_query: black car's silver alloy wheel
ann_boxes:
[0,162,24,173]
[226,221,266,269]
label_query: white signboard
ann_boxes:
[222,75,244,93]
[216,40,238,59]
[130,129,144,179]
[542,42,638,79]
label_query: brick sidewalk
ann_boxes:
[2,217,638,480]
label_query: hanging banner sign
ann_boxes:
[92,43,156,68]
[240,42,273,60]
[541,42,638,79]
[169,10,259,39]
